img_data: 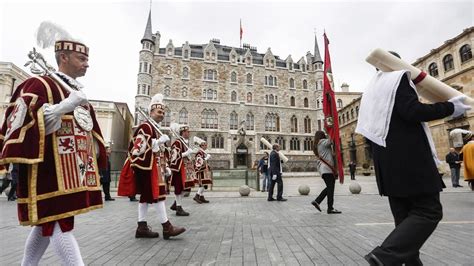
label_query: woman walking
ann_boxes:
[311,131,341,214]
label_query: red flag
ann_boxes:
[240,19,243,41]
[322,32,344,184]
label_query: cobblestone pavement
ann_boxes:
[1,176,473,265]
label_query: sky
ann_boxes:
[1,0,473,112]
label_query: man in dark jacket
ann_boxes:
[100,147,115,201]
[267,144,287,202]
[445,148,462,187]
[348,161,356,180]
[356,63,470,264]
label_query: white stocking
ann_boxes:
[175,193,183,206]
[138,203,148,222]
[50,223,84,266]
[21,226,50,266]
[155,201,168,224]
[197,187,205,196]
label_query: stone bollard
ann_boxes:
[298,184,310,195]
[239,185,250,196]
[349,182,362,194]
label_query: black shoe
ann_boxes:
[129,197,138,202]
[267,198,275,201]
[458,185,463,187]
[327,209,341,214]
[364,253,384,266]
[311,200,322,212]
[277,198,287,202]
[105,198,115,201]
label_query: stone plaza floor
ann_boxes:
[0,176,473,265]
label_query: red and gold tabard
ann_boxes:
[170,138,195,191]
[117,121,166,202]
[194,150,213,186]
[0,76,106,227]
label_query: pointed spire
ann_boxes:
[313,32,322,64]
[141,10,154,44]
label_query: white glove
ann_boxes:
[182,149,193,158]
[449,95,471,118]
[151,138,160,152]
[272,175,277,180]
[52,90,88,115]
[204,154,211,161]
[165,167,171,177]
[157,134,170,145]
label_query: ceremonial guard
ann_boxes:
[0,34,105,265]
[169,123,195,216]
[118,94,185,239]
[192,136,212,203]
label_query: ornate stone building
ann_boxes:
[135,11,338,169]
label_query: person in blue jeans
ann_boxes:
[257,152,269,192]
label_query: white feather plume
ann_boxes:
[170,123,180,134]
[36,21,73,49]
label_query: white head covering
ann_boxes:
[148,93,165,112]
[170,122,189,135]
[193,136,206,146]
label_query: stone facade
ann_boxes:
[90,100,134,171]
[135,12,340,170]
[0,62,30,121]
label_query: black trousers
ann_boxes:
[268,174,283,200]
[102,182,112,199]
[350,171,355,180]
[371,193,442,265]
[315,173,336,210]
[0,178,17,200]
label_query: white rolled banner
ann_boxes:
[366,48,474,105]
[260,137,289,163]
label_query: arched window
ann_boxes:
[290,137,300,151]
[356,106,359,116]
[443,54,454,71]
[230,111,238,130]
[231,91,237,102]
[231,71,237,83]
[246,113,254,130]
[246,92,252,103]
[265,113,280,132]
[269,75,274,86]
[342,113,346,124]
[290,96,295,107]
[246,73,252,84]
[460,44,472,63]
[201,109,218,129]
[276,136,286,150]
[303,137,313,151]
[202,88,217,100]
[269,94,274,105]
[304,98,309,108]
[204,69,217,80]
[290,115,298,133]
[211,134,224,149]
[163,107,171,127]
[428,63,438,77]
[178,108,188,124]
[182,87,188,97]
[337,99,343,108]
[164,86,170,97]
[303,79,308,90]
[351,109,354,119]
[304,116,311,133]
[182,67,189,79]
[317,99,320,109]
[289,78,295,88]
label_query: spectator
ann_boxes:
[258,152,269,192]
[445,148,462,187]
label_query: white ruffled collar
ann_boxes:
[56,71,84,90]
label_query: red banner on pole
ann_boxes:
[322,32,344,184]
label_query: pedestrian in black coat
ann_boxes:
[267,144,287,202]
[357,60,470,265]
